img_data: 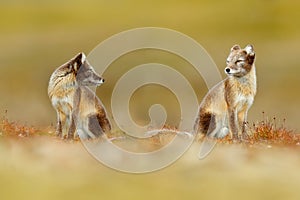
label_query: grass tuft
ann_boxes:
[0,111,54,138]
[247,112,300,146]
[1,111,300,147]
[216,112,300,146]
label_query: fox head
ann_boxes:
[70,52,105,86]
[224,44,255,77]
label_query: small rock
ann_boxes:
[18,133,25,138]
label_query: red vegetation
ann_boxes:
[1,111,300,146]
[217,112,300,146]
[247,113,300,145]
[0,111,53,138]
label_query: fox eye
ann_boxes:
[85,69,92,75]
[235,59,245,64]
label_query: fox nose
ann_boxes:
[98,78,105,83]
[225,68,230,73]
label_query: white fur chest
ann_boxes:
[235,93,254,111]
[51,92,75,115]
[235,68,256,110]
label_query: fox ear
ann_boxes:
[246,45,255,64]
[79,52,86,64]
[73,52,86,71]
[245,44,254,54]
[231,45,241,51]
[230,44,241,51]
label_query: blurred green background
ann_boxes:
[1,0,300,129]
[1,0,300,200]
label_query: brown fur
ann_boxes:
[198,109,216,134]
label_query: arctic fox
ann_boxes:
[196,44,256,140]
[48,53,111,139]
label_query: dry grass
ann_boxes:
[1,111,299,148]
[214,112,300,147]
[192,112,299,148]
[0,110,54,138]
[1,112,300,200]
[248,112,299,146]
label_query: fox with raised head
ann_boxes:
[196,44,256,140]
[48,53,111,139]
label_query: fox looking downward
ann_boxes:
[196,44,256,140]
[48,53,111,139]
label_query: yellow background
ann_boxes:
[1,1,300,199]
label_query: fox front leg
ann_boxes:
[67,115,76,140]
[239,108,249,140]
[228,108,240,140]
[56,118,62,137]
[238,106,249,139]
[56,110,64,138]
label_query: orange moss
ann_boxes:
[248,114,300,145]
[217,112,300,146]
[1,111,299,146]
[0,111,54,138]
